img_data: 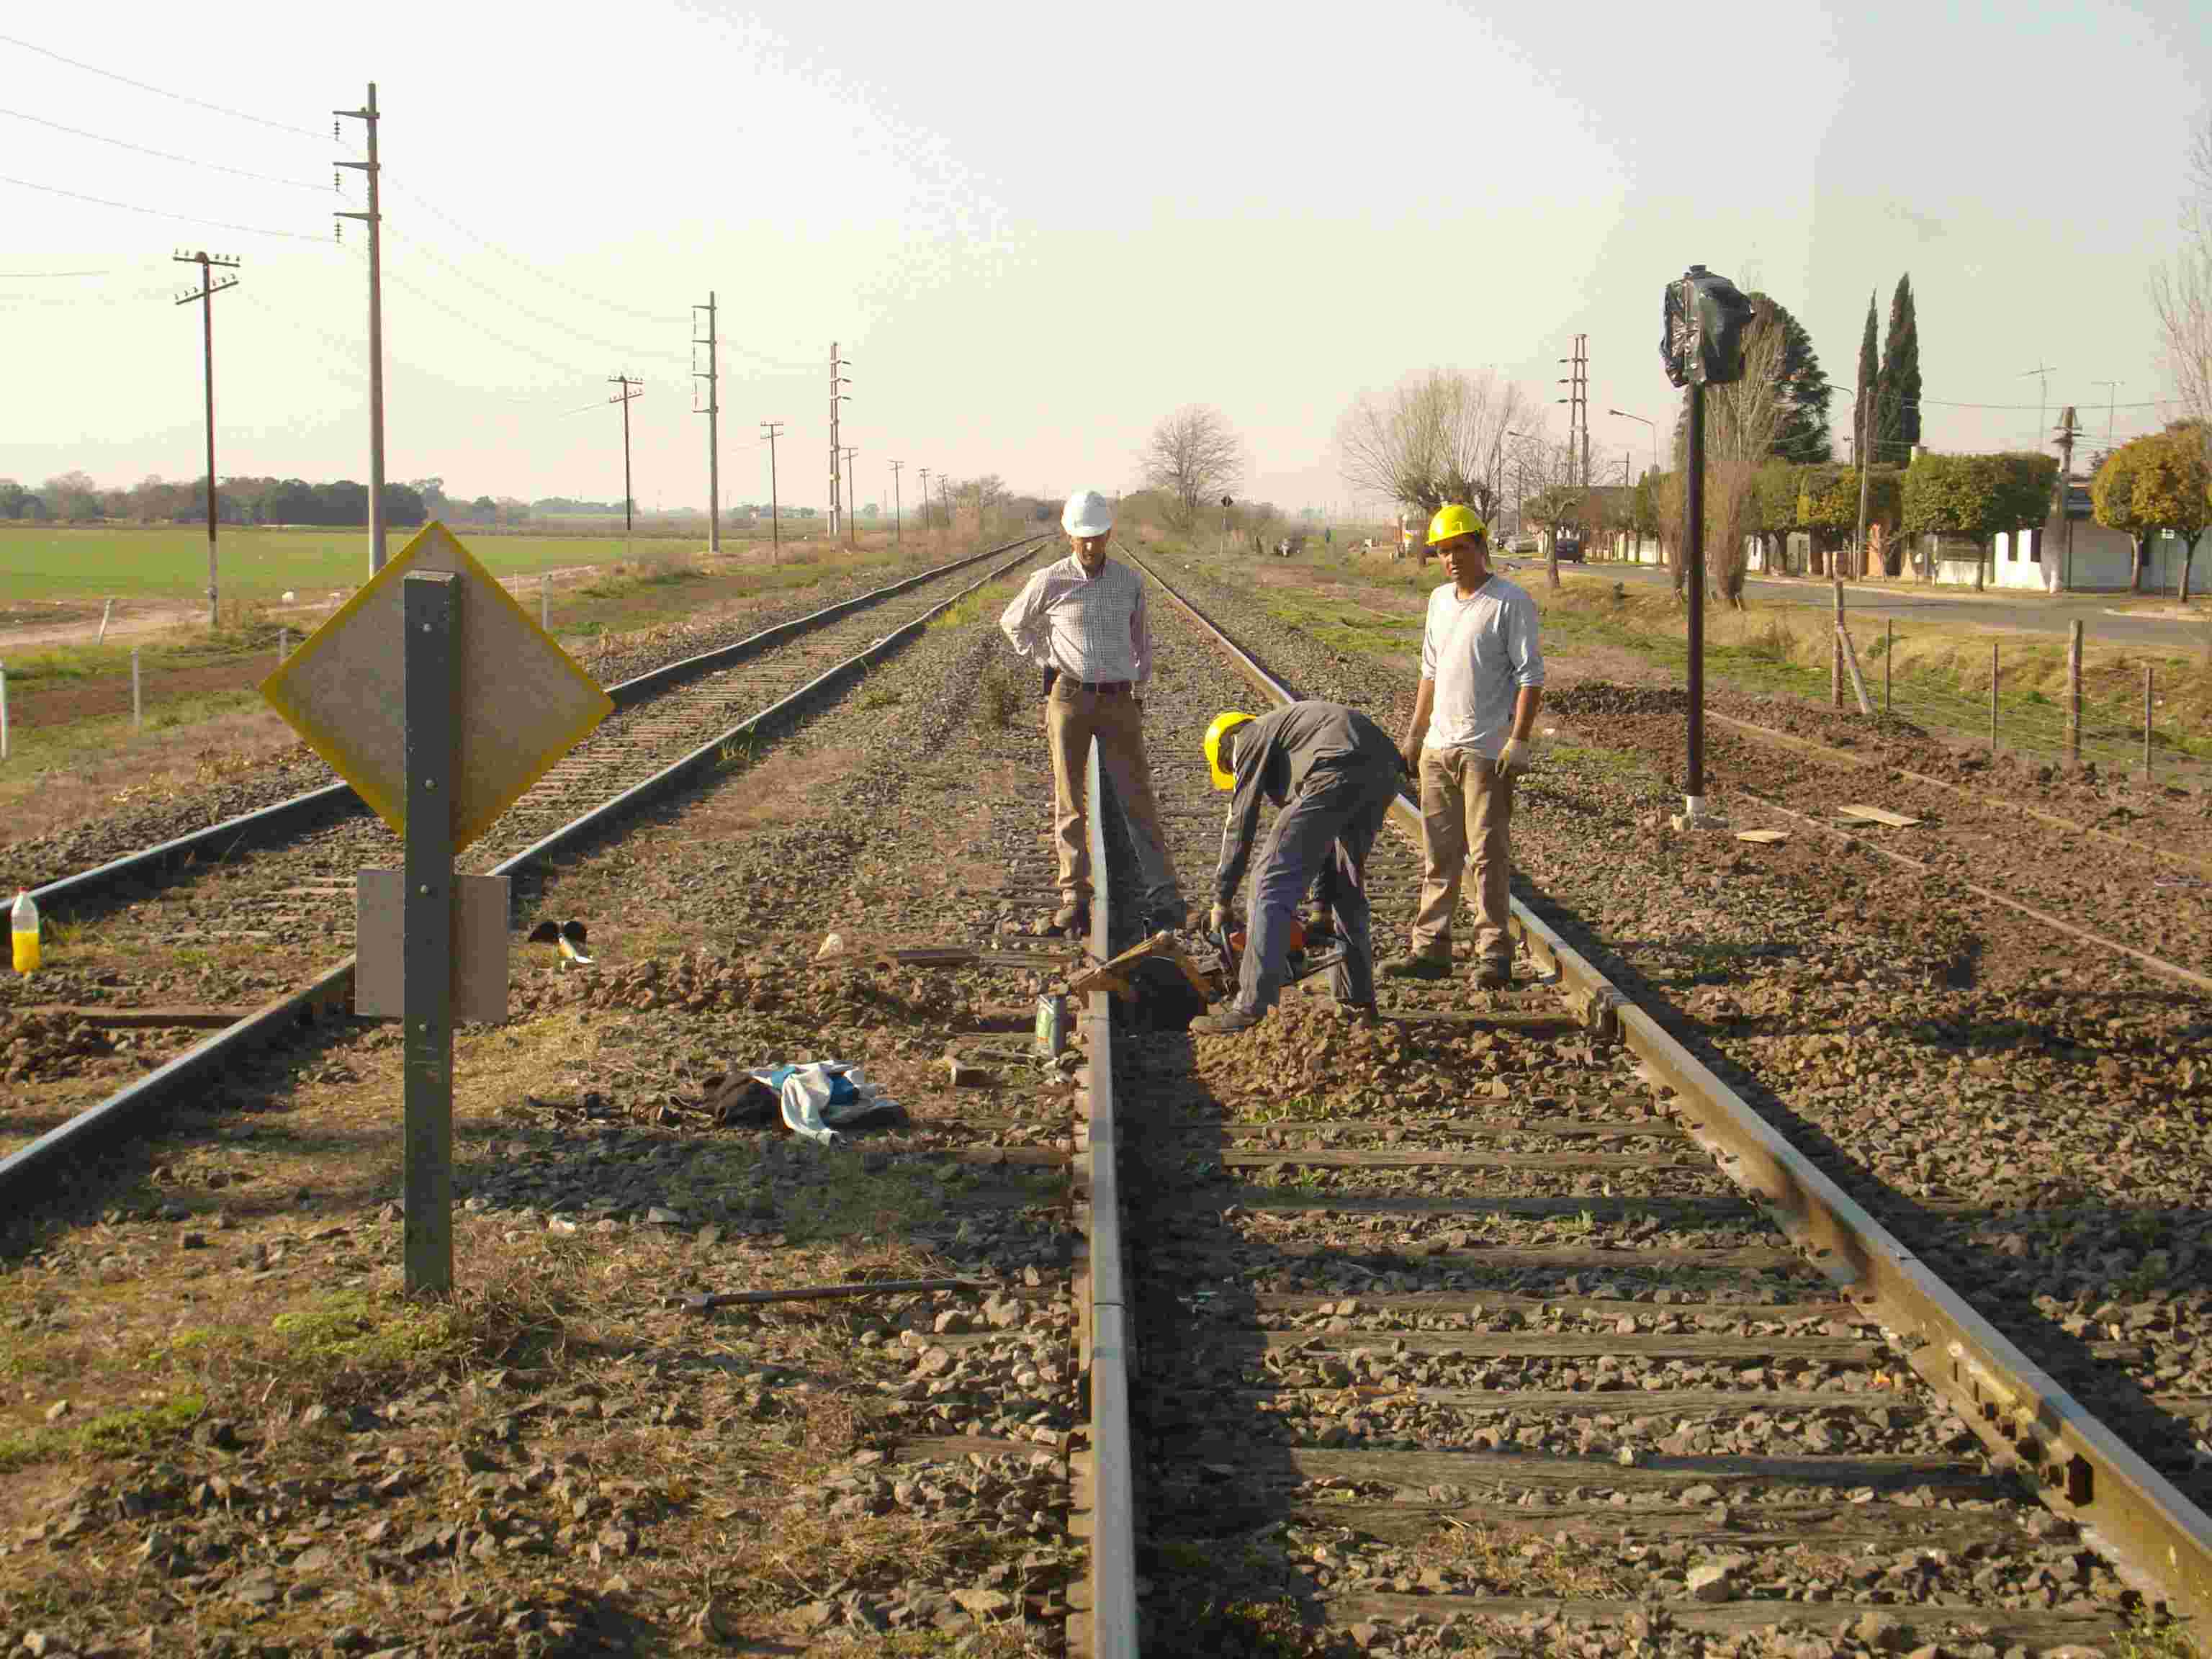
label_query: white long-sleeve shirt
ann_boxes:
[997,554,1152,688]
[1421,575,1545,759]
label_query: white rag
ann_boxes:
[747,1061,899,1147]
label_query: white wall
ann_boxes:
[1990,529,2050,592]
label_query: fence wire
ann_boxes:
[1847,621,2207,788]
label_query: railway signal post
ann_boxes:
[1660,263,1754,832]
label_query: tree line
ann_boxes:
[4,471,454,529]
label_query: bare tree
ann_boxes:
[1141,406,1244,528]
[1702,307,1790,608]
[953,474,1008,536]
[2152,114,2212,480]
[1508,435,1579,590]
[1336,368,1534,523]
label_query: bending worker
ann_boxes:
[1190,702,1405,1035]
[1385,505,1544,990]
[998,490,1185,936]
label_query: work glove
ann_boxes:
[1498,737,1533,778]
[1208,904,1231,935]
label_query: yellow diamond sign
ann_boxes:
[261,522,613,855]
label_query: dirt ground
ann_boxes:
[1,615,1084,1655]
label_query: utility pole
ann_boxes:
[889,459,903,547]
[828,343,850,542]
[2020,361,2056,454]
[173,249,238,629]
[918,467,932,536]
[940,476,953,542]
[334,83,386,575]
[842,446,859,545]
[759,421,783,565]
[2054,405,2080,592]
[608,375,643,552]
[693,292,719,555]
[1557,334,1589,487]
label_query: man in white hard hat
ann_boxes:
[999,490,1185,935]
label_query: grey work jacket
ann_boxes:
[1213,701,1403,907]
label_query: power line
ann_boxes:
[0,107,326,190]
[382,225,689,367]
[382,183,686,330]
[0,30,324,140]
[0,172,328,240]
[381,188,812,374]
[1824,385,2168,412]
[367,255,604,379]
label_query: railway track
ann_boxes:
[1069,552,2212,1655]
[0,536,1048,1190]
[1540,691,2212,990]
[13,539,1044,929]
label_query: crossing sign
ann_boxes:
[261,522,612,854]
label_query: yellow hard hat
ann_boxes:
[1427,503,1488,547]
[1203,711,1255,791]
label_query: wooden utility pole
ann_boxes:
[693,293,720,555]
[889,459,903,547]
[173,250,238,629]
[759,421,783,565]
[334,84,386,574]
[608,375,644,552]
[2054,405,2080,592]
[918,468,933,536]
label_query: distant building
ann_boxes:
[1913,482,2207,592]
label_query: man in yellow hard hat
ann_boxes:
[1385,504,1544,991]
[1190,701,1406,1035]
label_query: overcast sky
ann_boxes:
[2,0,2207,518]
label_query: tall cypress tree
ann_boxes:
[1744,292,1833,463]
[1876,274,1922,459]
[1855,292,1880,467]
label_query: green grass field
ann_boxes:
[0,524,813,608]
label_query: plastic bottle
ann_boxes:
[11,891,38,974]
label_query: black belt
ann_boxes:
[1051,675,1130,695]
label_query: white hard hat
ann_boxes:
[1062,489,1113,538]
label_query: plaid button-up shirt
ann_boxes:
[997,554,1152,689]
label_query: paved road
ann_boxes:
[1507,559,2211,652]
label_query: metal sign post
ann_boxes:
[403,570,457,1298]
[261,523,616,1299]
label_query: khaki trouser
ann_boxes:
[1046,683,1180,913]
[1411,745,1514,968]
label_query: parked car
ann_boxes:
[1554,532,1585,563]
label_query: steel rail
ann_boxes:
[1081,738,1138,1659]
[0,540,1050,1210]
[1121,544,2212,1638]
[23,536,1043,925]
